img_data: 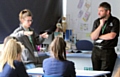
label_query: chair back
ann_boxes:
[43,75,63,77]
[76,40,93,51]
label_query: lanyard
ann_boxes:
[23,27,35,50]
[29,35,35,50]
[102,22,107,34]
[28,29,35,50]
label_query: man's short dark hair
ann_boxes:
[99,2,111,12]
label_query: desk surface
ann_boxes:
[45,51,92,58]
[27,68,110,77]
[44,51,120,58]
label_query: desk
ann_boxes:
[27,68,110,77]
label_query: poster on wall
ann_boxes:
[67,0,92,39]
[78,0,91,32]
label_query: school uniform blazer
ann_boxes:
[43,57,76,77]
[10,25,45,64]
[0,60,29,77]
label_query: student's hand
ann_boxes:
[24,31,33,36]
[40,32,49,38]
[42,34,49,38]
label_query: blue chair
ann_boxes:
[43,75,63,77]
[76,40,93,51]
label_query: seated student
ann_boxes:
[43,37,76,77]
[0,39,29,77]
[3,36,39,77]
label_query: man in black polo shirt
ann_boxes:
[90,2,119,77]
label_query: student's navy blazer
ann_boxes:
[0,60,29,77]
[43,57,76,77]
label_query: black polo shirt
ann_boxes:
[91,15,120,48]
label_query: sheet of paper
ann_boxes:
[34,52,39,57]
[95,39,103,43]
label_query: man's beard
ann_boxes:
[100,14,107,19]
[100,15,106,19]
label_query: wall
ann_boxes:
[66,0,120,41]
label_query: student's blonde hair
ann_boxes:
[3,36,17,48]
[0,39,22,72]
[49,37,66,61]
[19,9,33,23]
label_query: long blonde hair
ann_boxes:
[49,37,66,61]
[3,36,17,48]
[0,39,22,72]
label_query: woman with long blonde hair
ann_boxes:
[43,37,76,77]
[0,39,29,77]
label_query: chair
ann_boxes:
[43,75,63,77]
[76,40,93,51]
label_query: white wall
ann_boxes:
[66,0,120,41]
